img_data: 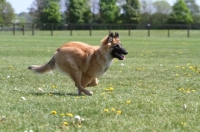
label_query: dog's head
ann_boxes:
[106,32,128,60]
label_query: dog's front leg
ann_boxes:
[87,78,98,87]
[65,64,93,96]
[74,79,93,96]
[73,73,93,95]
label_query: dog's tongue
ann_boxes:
[119,54,125,60]
[123,55,126,60]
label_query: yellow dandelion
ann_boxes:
[51,110,57,115]
[189,66,194,69]
[191,90,196,92]
[116,110,122,115]
[126,100,131,104]
[52,85,57,88]
[66,113,73,117]
[181,122,186,126]
[175,66,179,68]
[77,124,82,128]
[105,87,114,91]
[101,92,105,95]
[175,74,179,77]
[104,108,109,112]
[179,88,184,91]
[111,108,116,112]
[63,122,68,126]
[76,96,79,99]
[60,113,65,117]
[109,87,114,90]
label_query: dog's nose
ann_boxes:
[124,51,128,55]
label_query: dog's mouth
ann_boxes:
[111,44,128,60]
[114,53,126,60]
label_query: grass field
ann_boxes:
[0,31,200,131]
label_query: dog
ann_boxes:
[28,32,128,95]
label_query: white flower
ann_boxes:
[21,97,27,100]
[183,104,187,109]
[7,75,10,78]
[24,130,34,132]
[0,116,6,121]
[121,63,124,66]
[75,115,83,124]
[75,115,81,120]
[38,88,44,92]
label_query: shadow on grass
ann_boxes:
[12,89,82,96]
[29,92,78,96]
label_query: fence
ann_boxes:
[0,23,200,37]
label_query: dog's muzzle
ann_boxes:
[111,45,128,60]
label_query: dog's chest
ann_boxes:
[94,59,113,77]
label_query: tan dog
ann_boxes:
[28,32,128,95]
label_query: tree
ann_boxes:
[65,0,92,23]
[43,1,62,23]
[17,12,33,23]
[184,0,200,24]
[90,0,100,23]
[151,1,171,25]
[29,0,61,24]
[185,0,200,15]
[153,0,171,14]
[140,0,154,24]
[29,0,47,23]
[140,0,154,14]
[167,0,193,24]
[0,0,15,24]
[99,0,119,23]
[121,0,140,24]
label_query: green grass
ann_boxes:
[1,32,200,131]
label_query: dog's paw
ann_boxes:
[84,90,93,96]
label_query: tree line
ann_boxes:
[1,0,200,25]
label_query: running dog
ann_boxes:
[28,32,128,95]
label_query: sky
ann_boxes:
[6,0,200,14]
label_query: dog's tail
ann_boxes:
[28,56,56,73]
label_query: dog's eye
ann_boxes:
[114,44,121,48]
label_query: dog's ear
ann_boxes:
[108,32,114,43]
[115,32,119,38]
